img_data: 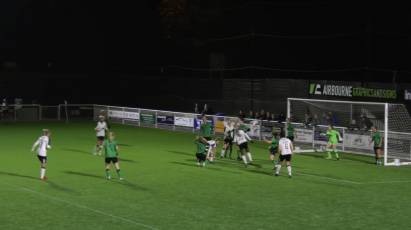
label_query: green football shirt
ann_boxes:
[327,130,339,144]
[104,140,118,158]
[372,131,382,147]
[200,122,212,138]
[287,123,294,137]
[271,137,279,149]
[195,140,207,154]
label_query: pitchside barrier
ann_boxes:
[1,103,411,166]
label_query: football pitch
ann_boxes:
[1,122,411,230]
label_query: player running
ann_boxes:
[275,132,293,178]
[103,132,123,180]
[220,121,234,158]
[324,125,341,160]
[195,136,208,167]
[233,127,253,167]
[95,115,108,156]
[31,129,52,181]
[370,126,383,165]
[265,132,279,169]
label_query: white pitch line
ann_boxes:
[295,172,362,185]
[363,180,411,185]
[1,181,158,230]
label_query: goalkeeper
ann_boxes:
[324,125,341,160]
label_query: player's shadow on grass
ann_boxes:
[63,171,148,191]
[0,171,79,193]
[0,171,38,180]
[168,150,193,157]
[46,181,79,194]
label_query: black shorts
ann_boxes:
[224,138,233,145]
[105,157,118,164]
[279,154,292,162]
[269,146,278,155]
[238,142,249,151]
[97,136,105,141]
[38,155,47,163]
[288,136,294,142]
[196,153,206,161]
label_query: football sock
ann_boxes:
[275,165,281,175]
[105,169,110,178]
[241,155,248,165]
[221,150,225,157]
[334,150,339,159]
[116,169,122,178]
[40,167,46,179]
[287,166,292,176]
[246,152,253,162]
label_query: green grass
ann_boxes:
[1,122,411,230]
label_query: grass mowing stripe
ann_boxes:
[0,181,158,230]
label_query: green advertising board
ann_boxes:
[140,113,156,125]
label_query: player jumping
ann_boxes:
[275,132,293,178]
[370,126,383,165]
[103,132,123,180]
[31,129,52,181]
[95,115,108,156]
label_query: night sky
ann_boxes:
[1,1,410,81]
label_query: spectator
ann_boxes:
[278,113,286,123]
[260,109,265,119]
[270,113,276,121]
[254,112,260,120]
[312,114,319,126]
[363,115,373,130]
[238,110,245,119]
[194,103,199,114]
[265,112,271,121]
[247,110,254,119]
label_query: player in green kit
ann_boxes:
[325,125,341,160]
[195,136,208,167]
[103,132,123,180]
[370,126,383,165]
[286,118,296,142]
[200,116,217,162]
[265,132,279,169]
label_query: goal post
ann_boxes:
[287,98,411,166]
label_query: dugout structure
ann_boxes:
[287,98,411,166]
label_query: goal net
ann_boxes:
[288,98,411,166]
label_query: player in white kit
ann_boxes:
[95,115,108,155]
[275,132,294,178]
[233,127,253,166]
[31,129,51,181]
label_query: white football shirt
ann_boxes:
[96,121,107,137]
[33,136,50,157]
[279,138,293,155]
[234,130,251,145]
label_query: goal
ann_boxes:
[287,98,411,166]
